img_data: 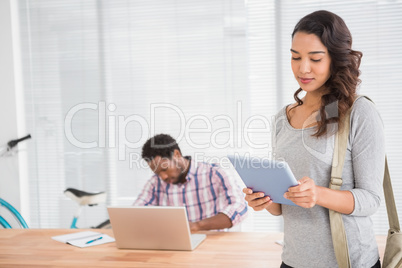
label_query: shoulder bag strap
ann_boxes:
[384,157,401,232]
[329,110,351,268]
[330,95,401,268]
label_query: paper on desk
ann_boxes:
[275,239,284,246]
[51,231,115,248]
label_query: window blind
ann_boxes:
[17,0,402,234]
[18,0,249,228]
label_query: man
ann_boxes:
[134,134,248,231]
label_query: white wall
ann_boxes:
[0,0,25,226]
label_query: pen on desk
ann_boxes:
[85,236,103,244]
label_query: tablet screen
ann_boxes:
[228,155,299,206]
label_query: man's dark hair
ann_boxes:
[141,134,181,161]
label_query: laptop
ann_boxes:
[107,206,206,251]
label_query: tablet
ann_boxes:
[228,155,299,206]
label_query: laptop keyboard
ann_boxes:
[190,234,206,248]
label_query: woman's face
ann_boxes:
[291,32,331,94]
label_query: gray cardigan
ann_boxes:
[272,97,385,268]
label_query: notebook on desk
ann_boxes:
[107,206,206,251]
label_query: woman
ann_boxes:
[243,10,384,268]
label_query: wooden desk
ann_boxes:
[0,229,386,268]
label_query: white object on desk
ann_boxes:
[51,231,115,248]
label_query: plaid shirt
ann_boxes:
[133,157,248,227]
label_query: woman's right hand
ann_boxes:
[243,188,273,211]
[243,188,282,215]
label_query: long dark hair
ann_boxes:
[291,10,362,137]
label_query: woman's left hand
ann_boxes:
[284,176,320,208]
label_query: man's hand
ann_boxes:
[189,221,201,232]
[188,213,232,232]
